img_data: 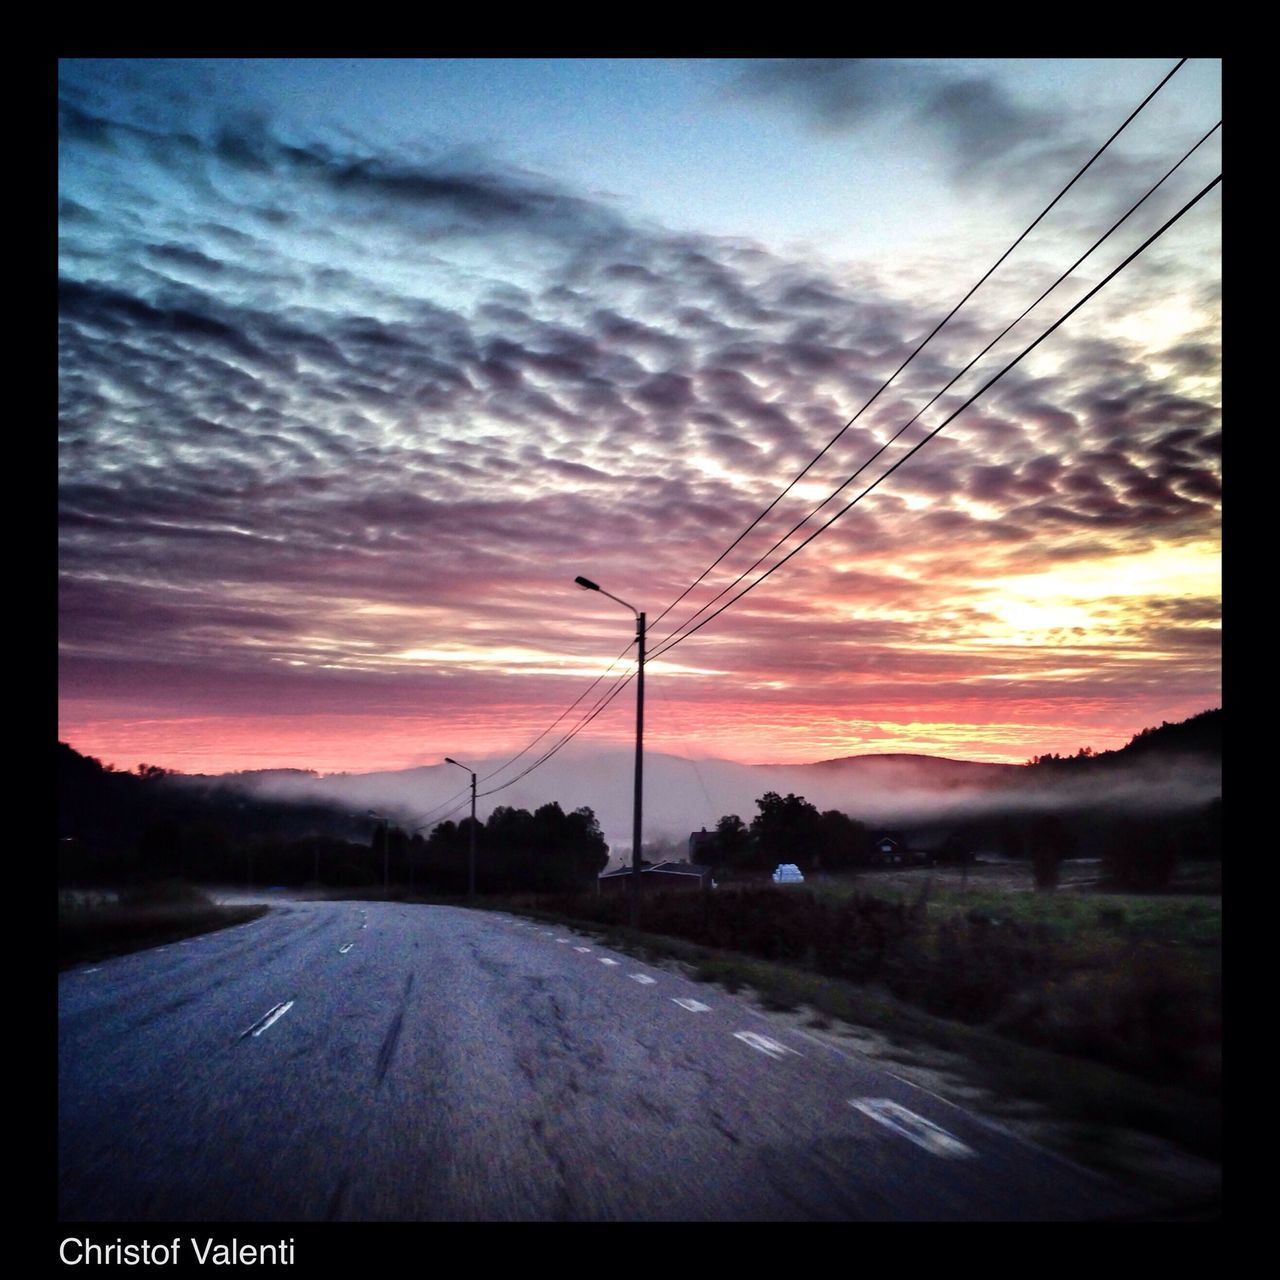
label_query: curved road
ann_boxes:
[59,900,1146,1221]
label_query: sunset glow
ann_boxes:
[59,59,1221,778]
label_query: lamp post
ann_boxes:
[575,574,645,928]
[444,758,477,901]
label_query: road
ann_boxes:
[59,900,1147,1221]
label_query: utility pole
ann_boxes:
[575,575,646,929]
[445,759,478,901]
[631,609,645,929]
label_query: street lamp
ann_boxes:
[575,574,645,928]
[444,758,477,900]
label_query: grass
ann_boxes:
[808,864,1222,947]
[58,882,269,969]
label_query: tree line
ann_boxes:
[57,742,607,894]
[700,788,1221,892]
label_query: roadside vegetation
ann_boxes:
[58,881,268,969]
[497,856,1220,1214]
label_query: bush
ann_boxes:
[118,880,213,907]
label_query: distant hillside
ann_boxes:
[1028,708,1221,769]
[1118,708,1221,758]
[788,753,1021,789]
[60,708,1221,858]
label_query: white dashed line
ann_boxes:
[574,946,592,953]
[672,998,711,1012]
[733,1031,802,1061]
[556,937,571,944]
[629,974,657,985]
[849,1098,975,1159]
[339,944,353,954]
[239,1001,294,1040]
[599,958,620,967]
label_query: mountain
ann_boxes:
[203,712,1220,858]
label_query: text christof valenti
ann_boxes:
[60,1238,296,1267]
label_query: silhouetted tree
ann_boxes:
[814,809,867,872]
[750,792,822,872]
[1030,814,1072,891]
[712,813,753,870]
[1103,816,1178,890]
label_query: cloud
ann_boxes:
[728,59,1064,185]
[58,64,1220,773]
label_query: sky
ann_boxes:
[58,58,1222,778]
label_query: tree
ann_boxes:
[750,792,822,872]
[1103,816,1177,891]
[712,813,753,870]
[814,809,867,872]
[1030,814,1072,891]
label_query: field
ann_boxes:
[809,860,1222,947]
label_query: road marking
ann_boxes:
[672,998,711,1012]
[599,958,620,966]
[556,937,571,944]
[630,974,656,985]
[239,1001,295,1040]
[574,946,592,953]
[734,1031,802,1061]
[849,1098,975,1159]
[339,943,353,954]
[82,967,100,975]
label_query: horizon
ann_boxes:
[59,59,1221,780]
[61,708,1221,858]
[63,703,1220,783]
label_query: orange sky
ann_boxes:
[59,59,1221,779]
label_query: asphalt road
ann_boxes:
[59,900,1148,1221]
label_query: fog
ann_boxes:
[226,746,1221,865]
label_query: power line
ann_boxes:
[478,666,638,798]
[649,119,1222,657]
[464,169,1219,804]
[649,57,1188,631]
[475,637,636,784]
[417,793,474,830]
[457,62,1206,802]
[647,173,1222,665]
[406,785,473,830]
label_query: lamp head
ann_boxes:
[574,575,599,591]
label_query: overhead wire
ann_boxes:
[406,786,472,830]
[648,119,1222,656]
[436,60,1209,808]
[646,172,1222,664]
[475,637,636,784]
[648,57,1188,631]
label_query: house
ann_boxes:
[870,834,906,865]
[688,827,717,861]
[772,863,804,884]
[869,833,935,867]
[598,860,714,894]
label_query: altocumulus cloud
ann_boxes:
[58,62,1220,771]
